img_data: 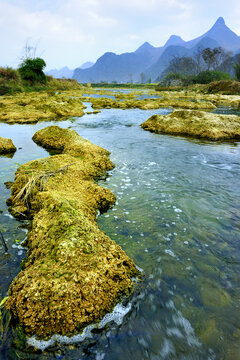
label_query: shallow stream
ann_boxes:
[0,100,240,359]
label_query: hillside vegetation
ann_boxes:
[0,59,82,96]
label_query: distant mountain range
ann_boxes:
[45,62,94,78]
[49,17,240,83]
[73,17,240,83]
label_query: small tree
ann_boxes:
[234,61,240,81]
[193,46,205,74]
[202,47,226,71]
[19,57,46,84]
[140,72,146,83]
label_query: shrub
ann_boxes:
[19,58,47,84]
[194,70,230,84]
[233,62,240,81]
[0,67,23,95]
[0,67,21,82]
[207,80,240,94]
[0,78,24,95]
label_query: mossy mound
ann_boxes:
[90,97,215,110]
[6,126,138,338]
[0,136,16,154]
[207,80,240,95]
[0,92,85,124]
[141,110,240,141]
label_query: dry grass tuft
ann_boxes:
[14,163,74,207]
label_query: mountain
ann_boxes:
[184,17,240,51]
[144,37,220,82]
[73,50,156,83]
[79,61,94,69]
[45,66,74,78]
[73,17,240,83]
[73,36,190,83]
[164,35,185,47]
[46,62,94,79]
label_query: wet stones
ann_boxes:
[0,136,16,154]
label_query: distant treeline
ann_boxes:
[156,47,240,87]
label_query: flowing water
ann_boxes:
[0,100,240,359]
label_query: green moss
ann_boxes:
[6,126,138,338]
[0,92,85,124]
[0,137,16,154]
[90,96,215,110]
[141,110,240,141]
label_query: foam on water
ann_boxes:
[165,249,176,257]
[27,302,132,351]
[173,310,201,347]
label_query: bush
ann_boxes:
[0,67,23,95]
[19,58,47,84]
[0,67,21,82]
[0,78,24,95]
[207,80,240,94]
[46,76,82,91]
[233,62,240,81]
[194,70,230,84]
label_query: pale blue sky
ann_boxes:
[1,0,240,70]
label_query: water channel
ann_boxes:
[0,98,240,359]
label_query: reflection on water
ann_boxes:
[0,101,240,359]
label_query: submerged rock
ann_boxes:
[6,126,138,338]
[141,110,240,141]
[0,136,16,154]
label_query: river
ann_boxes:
[0,100,240,359]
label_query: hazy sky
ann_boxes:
[1,0,240,70]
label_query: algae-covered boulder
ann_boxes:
[141,110,240,141]
[90,96,216,111]
[6,126,138,338]
[0,92,85,124]
[0,136,16,154]
[32,126,112,166]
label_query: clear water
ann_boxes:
[0,102,240,359]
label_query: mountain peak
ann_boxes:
[164,35,185,47]
[135,42,154,53]
[214,17,225,26]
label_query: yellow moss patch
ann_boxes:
[155,90,240,108]
[0,92,85,124]
[141,110,240,141]
[6,126,138,338]
[90,97,215,110]
[0,136,16,154]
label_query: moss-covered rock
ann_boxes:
[90,96,216,110]
[0,136,16,154]
[141,110,240,141]
[6,126,138,338]
[0,92,85,124]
